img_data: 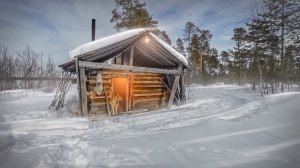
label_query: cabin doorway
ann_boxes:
[112,77,128,113]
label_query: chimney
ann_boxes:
[92,19,96,41]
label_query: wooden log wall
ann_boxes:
[86,69,169,116]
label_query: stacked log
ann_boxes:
[86,70,169,115]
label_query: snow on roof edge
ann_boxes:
[149,33,189,67]
[69,28,151,60]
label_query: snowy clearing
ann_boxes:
[0,85,300,168]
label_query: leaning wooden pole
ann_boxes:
[168,64,183,108]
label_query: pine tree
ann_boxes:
[231,27,248,84]
[207,48,219,76]
[110,0,172,45]
[183,21,197,44]
[182,21,212,78]
[219,51,230,77]
[110,0,158,31]
[175,38,185,56]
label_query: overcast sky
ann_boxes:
[0,0,254,64]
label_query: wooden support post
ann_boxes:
[129,45,135,66]
[168,64,182,108]
[129,74,134,111]
[126,76,129,112]
[160,78,180,103]
[80,67,88,116]
[75,58,82,116]
[180,74,186,104]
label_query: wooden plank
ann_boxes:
[80,67,88,116]
[79,61,183,75]
[168,65,182,108]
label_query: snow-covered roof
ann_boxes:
[69,28,150,60]
[62,28,189,71]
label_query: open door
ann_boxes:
[112,77,128,113]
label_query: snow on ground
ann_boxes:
[1,85,300,168]
[0,90,89,168]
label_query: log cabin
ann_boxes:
[58,28,189,118]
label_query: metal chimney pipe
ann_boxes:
[92,19,96,41]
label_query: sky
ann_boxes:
[0,0,254,65]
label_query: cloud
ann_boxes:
[0,0,253,64]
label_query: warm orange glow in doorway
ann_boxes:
[112,77,128,113]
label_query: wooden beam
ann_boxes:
[180,75,186,104]
[79,67,88,116]
[126,76,129,112]
[75,58,82,116]
[168,64,182,108]
[79,61,183,75]
[160,78,180,104]
[129,45,134,66]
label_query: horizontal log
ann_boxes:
[89,95,112,100]
[90,106,107,113]
[134,92,165,97]
[133,80,161,84]
[134,89,165,93]
[95,70,161,76]
[90,99,106,103]
[134,84,164,88]
[133,76,162,81]
[116,109,148,115]
[87,80,111,84]
[133,98,167,104]
[90,102,107,107]
[79,61,183,75]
